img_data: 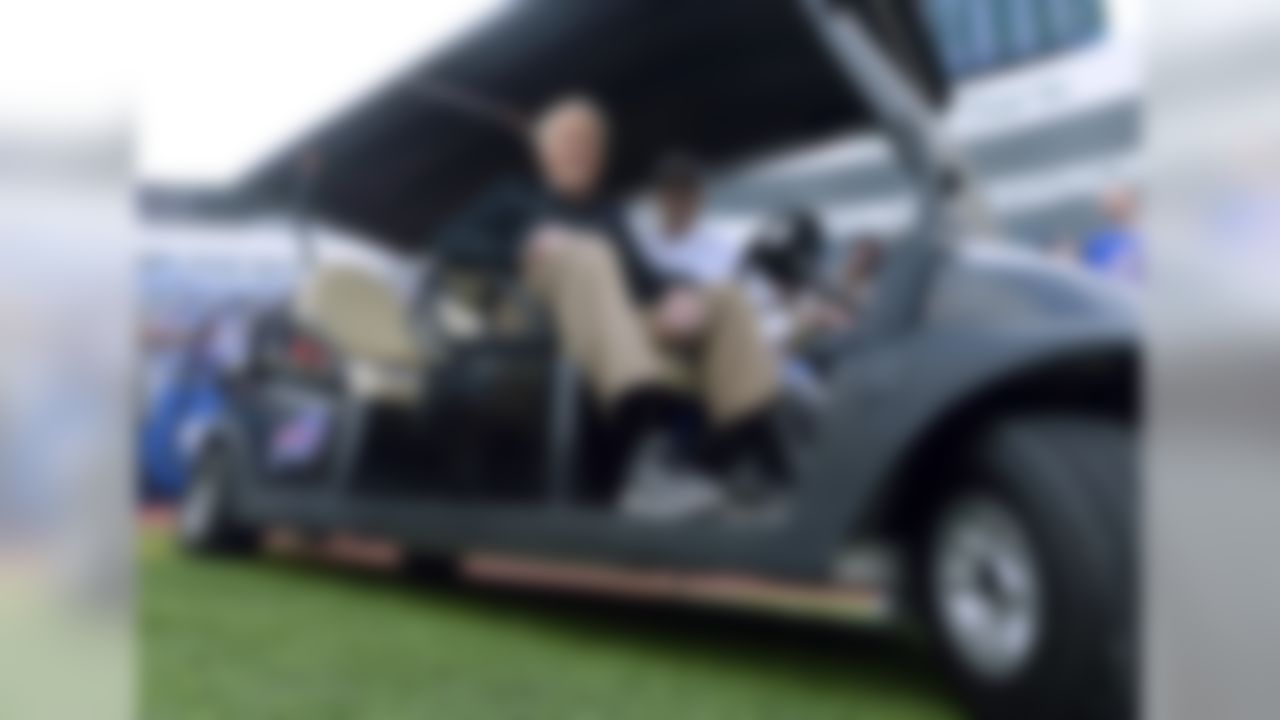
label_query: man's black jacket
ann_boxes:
[433,177,667,304]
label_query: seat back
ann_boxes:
[293,264,427,405]
[295,264,422,366]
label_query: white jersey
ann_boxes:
[632,216,742,287]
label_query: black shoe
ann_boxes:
[705,409,792,488]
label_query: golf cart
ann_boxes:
[177,2,1136,718]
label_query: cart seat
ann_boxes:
[294,263,432,406]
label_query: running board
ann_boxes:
[464,551,895,624]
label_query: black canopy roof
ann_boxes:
[239,0,948,247]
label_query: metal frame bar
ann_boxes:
[546,355,579,508]
[798,0,951,191]
[796,0,988,336]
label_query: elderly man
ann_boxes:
[435,96,785,515]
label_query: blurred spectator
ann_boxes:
[1083,186,1143,281]
[632,153,741,287]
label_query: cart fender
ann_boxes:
[789,320,1135,566]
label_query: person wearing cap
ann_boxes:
[632,154,742,288]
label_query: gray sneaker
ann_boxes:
[619,436,727,521]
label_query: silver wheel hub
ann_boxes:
[932,495,1042,681]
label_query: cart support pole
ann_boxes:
[547,355,579,507]
[291,151,322,269]
[797,0,950,190]
[796,0,990,335]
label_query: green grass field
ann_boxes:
[142,532,963,720]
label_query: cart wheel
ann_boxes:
[915,414,1134,720]
[178,444,258,556]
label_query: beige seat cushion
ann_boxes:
[294,264,428,405]
[345,360,423,406]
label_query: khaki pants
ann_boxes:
[526,233,777,426]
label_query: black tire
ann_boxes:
[914,414,1135,720]
[178,443,259,556]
